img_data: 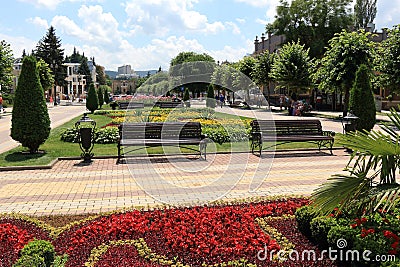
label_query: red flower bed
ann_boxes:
[0,219,49,267]
[94,245,163,267]
[0,198,339,267]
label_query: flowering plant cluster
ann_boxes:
[0,218,49,267]
[0,198,344,267]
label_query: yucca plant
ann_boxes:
[311,107,400,216]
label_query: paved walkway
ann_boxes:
[0,103,86,154]
[0,149,349,216]
[0,103,388,216]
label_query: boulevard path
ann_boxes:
[0,102,354,216]
[0,103,86,154]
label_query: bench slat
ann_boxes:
[250,119,334,156]
[117,122,206,162]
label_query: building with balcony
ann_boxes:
[64,63,86,100]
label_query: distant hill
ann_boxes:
[105,70,117,79]
[136,70,158,78]
[105,69,158,79]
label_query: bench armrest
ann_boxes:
[251,131,262,140]
[323,131,335,137]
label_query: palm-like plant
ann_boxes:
[311,108,400,216]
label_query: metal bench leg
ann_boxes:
[117,144,121,164]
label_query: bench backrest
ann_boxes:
[118,102,144,109]
[251,120,323,136]
[154,101,183,108]
[120,122,202,140]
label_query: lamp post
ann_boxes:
[50,60,58,105]
[75,113,96,162]
[341,110,359,134]
[341,110,359,153]
[77,74,82,101]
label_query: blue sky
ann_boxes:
[1,0,400,72]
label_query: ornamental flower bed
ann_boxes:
[0,198,338,267]
[61,108,252,145]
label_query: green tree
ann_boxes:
[65,47,84,63]
[234,56,257,101]
[349,64,376,131]
[11,56,50,153]
[253,51,275,103]
[354,0,377,29]
[183,88,190,107]
[266,0,353,58]
[271,41,313,99]
[78,56,91,91]
[36,59,54,92]
[170,51,215,66]
[0,40,14,91]
[35,26,66,90]
[100,85,111,104]
[375,25,400,94]
[169,51,215,96]
[86,83,98,113]
[96,64,106,85]
[97,86,104,108]
[313,30,375,116]
[206,84,216,108]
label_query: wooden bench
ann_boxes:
[154,101,183,108]
[250,119,335,156]
[117,122,207,163]
[118,102,144,109]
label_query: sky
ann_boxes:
[1,0,400,72]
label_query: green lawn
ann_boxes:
[0,110,340,167]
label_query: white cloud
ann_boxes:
[208,39,253,63]
[51,5,122,50]
[0,34,37,58]
[124,0,226,36]
[256,18,268,25]
[236,18,246,24]
[27,17,49,29]
[374,0,400,29]
[234,0,269,8]
[17,0,103,9]
[51,16,88,39]
[226,22,241,35]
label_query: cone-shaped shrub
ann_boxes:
[349,64,376,131]
[103,86,110,104]
[11,56,50,153]
[97,87,104,108]
[183,88,190,102]
[206,84,216,108]
[86,83,99,113]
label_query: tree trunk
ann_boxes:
[343,86,350,117]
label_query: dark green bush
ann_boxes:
[327,225,357,248]
[93,127,119,144]
[349,64,376,131]
[310,216,338,248]
[86,83,99,113]
[13,254,45,267]
[380,258,400,266]
[11,56,50,153]
[295,205,316,237]
[60,128,79,143]
[61,127,118,144]
[97,87,104,108]
[206,84,216,108]
[18,240,54,267]
[109,101,118,110]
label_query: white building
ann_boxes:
[64,63,86,100]
[116,64,138,79]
